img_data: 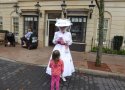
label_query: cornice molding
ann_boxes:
[0,0,125,3]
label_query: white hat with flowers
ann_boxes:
[55,18,72,27]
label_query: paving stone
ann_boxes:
[0,59,125,90]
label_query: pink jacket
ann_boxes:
[49,59,64,76]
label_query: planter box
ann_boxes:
[70,43,86,52]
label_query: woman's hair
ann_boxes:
[52,50,60,63]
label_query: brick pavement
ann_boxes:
[0,45,125,75]
[0,59,125,90]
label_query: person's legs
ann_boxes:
[21,37,25,45]
[51,75,55,90]
[55,76,60,90]
[21,37,27,46]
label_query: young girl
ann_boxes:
[49,50,64,90]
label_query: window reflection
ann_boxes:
[13,17,19,36]
[69,16,87,43]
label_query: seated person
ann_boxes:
[21,29,33,46]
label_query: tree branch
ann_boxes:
[95,0,100,9]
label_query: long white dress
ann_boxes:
[46,31,75,77]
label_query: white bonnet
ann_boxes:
[55,18,72,27]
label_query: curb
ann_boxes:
[0,56,43,66]
[39,64,125,78]
[1,57,125,78]
[75,67,125,78]
[0,57,13,62]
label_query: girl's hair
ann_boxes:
[52,50,60,63]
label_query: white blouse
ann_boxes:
[53,31,72,45]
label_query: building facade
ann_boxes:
[0,0,125,52]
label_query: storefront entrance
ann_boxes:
[45,19,57,46]
[48,20,56,46]
[45,12,61,47]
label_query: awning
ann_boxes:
[21,9,38,16]
[67,8,89,16]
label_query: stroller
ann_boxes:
[5,32,16,47]
[22,32,38,50]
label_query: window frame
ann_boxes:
[96,18,110,42]
[12,17,19,36]
[68,16,87,43]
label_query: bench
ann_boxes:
[0,33,5,44]
[0,30,8,45]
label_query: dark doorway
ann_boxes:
[24,16,38,36]
[49,21,56,46]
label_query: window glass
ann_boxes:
[68,16,87,43]
[97,19,109,42]
[24,16,38,36]
[13,17,19,36]
[79,18,82,22]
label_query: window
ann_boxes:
[68,16,87,43]
[13,17,19,36]
[0,17,3,30]
[97,18,109,42]
[24,16,38,36]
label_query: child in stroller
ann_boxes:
[5,31,16,47]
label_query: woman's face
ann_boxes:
[59,26,67,32]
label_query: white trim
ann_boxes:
[96,18,110,42]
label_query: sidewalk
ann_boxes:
[0,45,125,76]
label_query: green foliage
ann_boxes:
[91,47,98,52]
[91,47,125,55]
[117,50,125,55]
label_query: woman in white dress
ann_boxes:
[46,19,75,81]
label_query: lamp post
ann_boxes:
[34,2,42,17]
[13,3,19,14]
[13,3,22,16]
[61,0,67,18]
[89,0,95,19]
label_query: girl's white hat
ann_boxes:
[55,19,72,27]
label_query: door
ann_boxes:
[49,21,56,46]
[24,16,38,36]
[45,19,57,46]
